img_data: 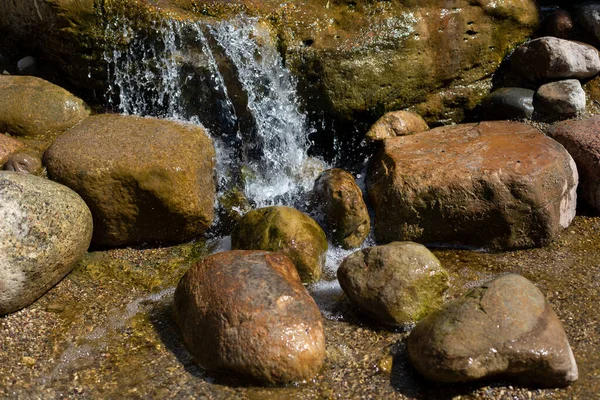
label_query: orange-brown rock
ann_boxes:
[44,114,215,246]
[313,168,370,249]
[365,111,429,143]
[0,133,23,167]
[173,250,325,384]
[367,121,578,250]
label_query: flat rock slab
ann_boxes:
[407,274,578,386]
[367,121,578,250]
[548,116,600,212]
[173,250,325,384]
[0,172,92,315]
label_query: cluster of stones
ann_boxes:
[481,7,600,122]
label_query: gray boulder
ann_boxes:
[534,79,586,121]
[337,242,449,326]
[407,274,578,386]
[0,172,93,315]
[510,36,600,81]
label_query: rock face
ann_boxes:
[313,169,370,249]
[407,274,578,386]
[44,114,215,247]
[337,242,449,326]
[548,116,600,211]
[367,121,578,250]
[0,133,23,166]
[0,171,93,315]
[0,76,90,139]
[534,79,586,121]
[510,37,600,82]
[365,111,429,142]
[231,206,327,283]
[480,87,535,121]
[173,250,325,384]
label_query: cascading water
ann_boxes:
[103,14,320,209]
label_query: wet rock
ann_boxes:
[3,153,43,175]
[407,274,578,386]
[44,114,215,247]
[173,250,325,384]
[16,56,36,75]
[534,79,586,121]
[545,10,573,39]
[313,168,370,249]
[510,37,600,82]
[0,171,93,315]
[0,133,23,167]
[365,111,429,142]
[367,121,578,250]
[337,242,449,326]
[576,3,600,43]
[0,76,90,140]
[548,116,600,212]
[480,87,535,121]
[231,206,327,283]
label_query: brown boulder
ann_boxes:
[367,121,578,250]
[0,76,90,140]
[365,111,429,143]
[44,114,215,246]
[548,116,600,211]
[0,133,23,167]
[313,168,370,249]
[173,250,325,384]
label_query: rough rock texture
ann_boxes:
[313,168,370,249]
[365,111,429,142]
[534,79,586,121]
[0,133,23,166]
[480,87,535,120]
[0,76,90,139]
[173,250,325,384]
[545,10,573,39]
[407,274,578,386]
[548,116,600,212]
[510,37,600,82]
[367,121,578,250]
[0,171,93,315]
[2,153,43,175]
[337,242,449,326]
[231,206,327,283]
[44,114,215,247]
[576,3,600,43]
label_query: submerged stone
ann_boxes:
[407,274,578,386]
[367,121,578,250]
[173,250,325,384]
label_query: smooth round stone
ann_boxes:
[365,110,429,142]
[480,87,534,120]
[534,79,586,121]
[16,56,36,75]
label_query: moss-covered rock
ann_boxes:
[231,206,327,283]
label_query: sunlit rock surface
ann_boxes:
[407,274,578,386]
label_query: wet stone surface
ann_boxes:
[1,216,599,399]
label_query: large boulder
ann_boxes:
[0,171,93,315]
[407,274,578,386]
[173,250,325,384]
[43,114,216,247]
[509,36,600,82]
[337,242,449,326]
[0,133,23,166]
[313,168,370,249]
[367,121,578,250]
[548,116,600,212]
[231,206,327,283]
[0,76,90,139]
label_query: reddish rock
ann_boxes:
[173,250,325,384]
[0,133,23,167]
[367,121,578,250]
[365,111,429,142]
[548,116,600,211]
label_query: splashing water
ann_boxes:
[103,14,321,208]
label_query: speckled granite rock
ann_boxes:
[338,242,449,325]
[407,274,578,386]
[0,171,93,315]
[173,250,325,384]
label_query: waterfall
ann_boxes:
[103,14,321,210]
